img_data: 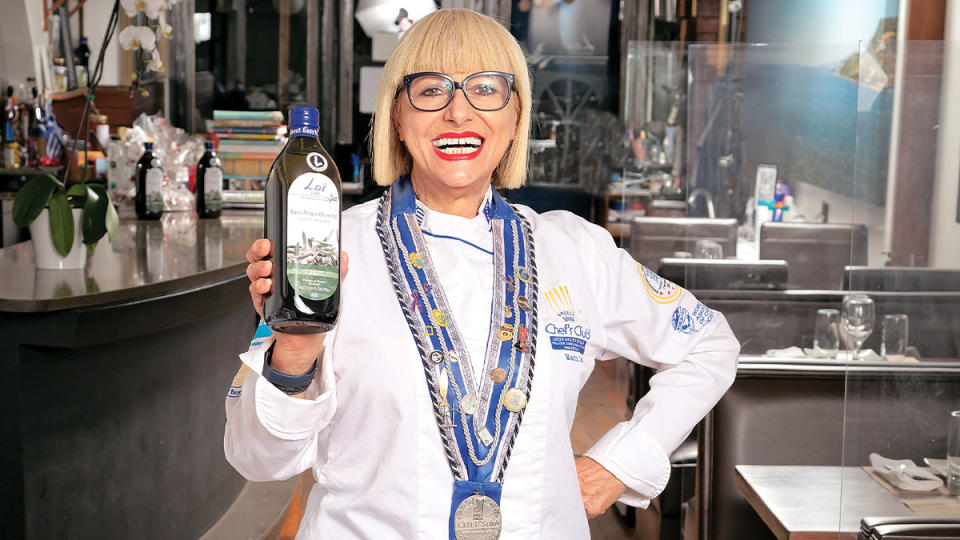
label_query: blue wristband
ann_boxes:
[261,343,318,395]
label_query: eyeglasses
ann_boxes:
[401,71,516,112]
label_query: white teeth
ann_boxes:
[437,146,478,155]
[432,136,483,150]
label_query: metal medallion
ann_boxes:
[453,494,502,540]
[497,323,514,342]
[502,388,528,412]
[460,393,478,415]
[516,266,531,283]
[517,296,531,312]
[489,368,507,384]
[429,350,446,364]
[503,305,513,319]
[432,309,449,327]
[447,350,459,363]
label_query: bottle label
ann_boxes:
[203,167,223,211]
[146,168,163,213]
[286,172,340,300]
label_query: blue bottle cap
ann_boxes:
[205,140,215,151]
[289,106,319,137]
[144,141,154,151]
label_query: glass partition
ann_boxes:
[619,39,960,540]
[840,38,960,534]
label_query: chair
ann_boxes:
[844,266,960,292]
[658,258,788,290]
[859,517,960,539]
[759,222,867,289]
[629,217,738,271]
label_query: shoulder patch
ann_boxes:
[671,301,715,335]
[639,264,682,304]
[227,364,252,398]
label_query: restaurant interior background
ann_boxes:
[2,0,960,538]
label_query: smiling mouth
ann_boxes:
[431,136,484,155]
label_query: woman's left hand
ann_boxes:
[575,456,626,519]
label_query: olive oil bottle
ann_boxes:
[263,106,341,333]
[195,140,223,218]
[135,141,163,220]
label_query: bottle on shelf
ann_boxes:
[53,58,69,93]
[75,37,91,72]
[3,86,21,169]
[263,106,342,333]
[24,85,41,167]
[135,141,163,220]
[106,135,124,198]
[195,139,223,219]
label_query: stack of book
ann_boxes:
[213,110,286,190]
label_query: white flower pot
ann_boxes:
[29,208,87,270]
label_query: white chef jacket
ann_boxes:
[224,188,740,539]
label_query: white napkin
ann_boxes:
[764,346,806,358]
[869,453,944,491]
[800,348,884,362]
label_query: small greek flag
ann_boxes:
[37,96,63,160]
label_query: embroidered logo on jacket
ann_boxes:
[671,301,715,335]
[639,264,682,304]
[543,284,591,362]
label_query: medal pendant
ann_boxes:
[502,388,528,412]
[454,494,502,540]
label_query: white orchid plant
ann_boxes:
[119,0,178,93]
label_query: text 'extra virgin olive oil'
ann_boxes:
[195,139,223,219]
[263,106,341,333]
[135,140,163,220]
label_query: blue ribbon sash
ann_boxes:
[376,176,539,539]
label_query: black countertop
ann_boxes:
[0,209,263,312]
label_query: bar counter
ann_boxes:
[0,210,264,539]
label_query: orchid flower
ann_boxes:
[143,0,165,20]
[118,25,156,51]
[158,11,173,39]
[119,0,142,17]
[147,51,165,72]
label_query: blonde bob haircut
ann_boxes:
[371,9,532,189]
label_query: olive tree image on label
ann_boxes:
[204,168,223,212]
[286,173,340,300]
[146,169,164,214]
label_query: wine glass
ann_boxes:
[842,294,876,361]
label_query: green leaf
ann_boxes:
[82,184,109,245]
[86,276,101,294]
[48,192,75,257]
[105,194,119,242]
[12,173,61,227]
[65,183,88,198]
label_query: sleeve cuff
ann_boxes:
[584,423,672,508]
[240,336,337,440]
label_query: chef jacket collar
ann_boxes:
[390,175,519,223]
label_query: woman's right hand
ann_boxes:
[245,238,349,375]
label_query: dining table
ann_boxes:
[734,465,923,540]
